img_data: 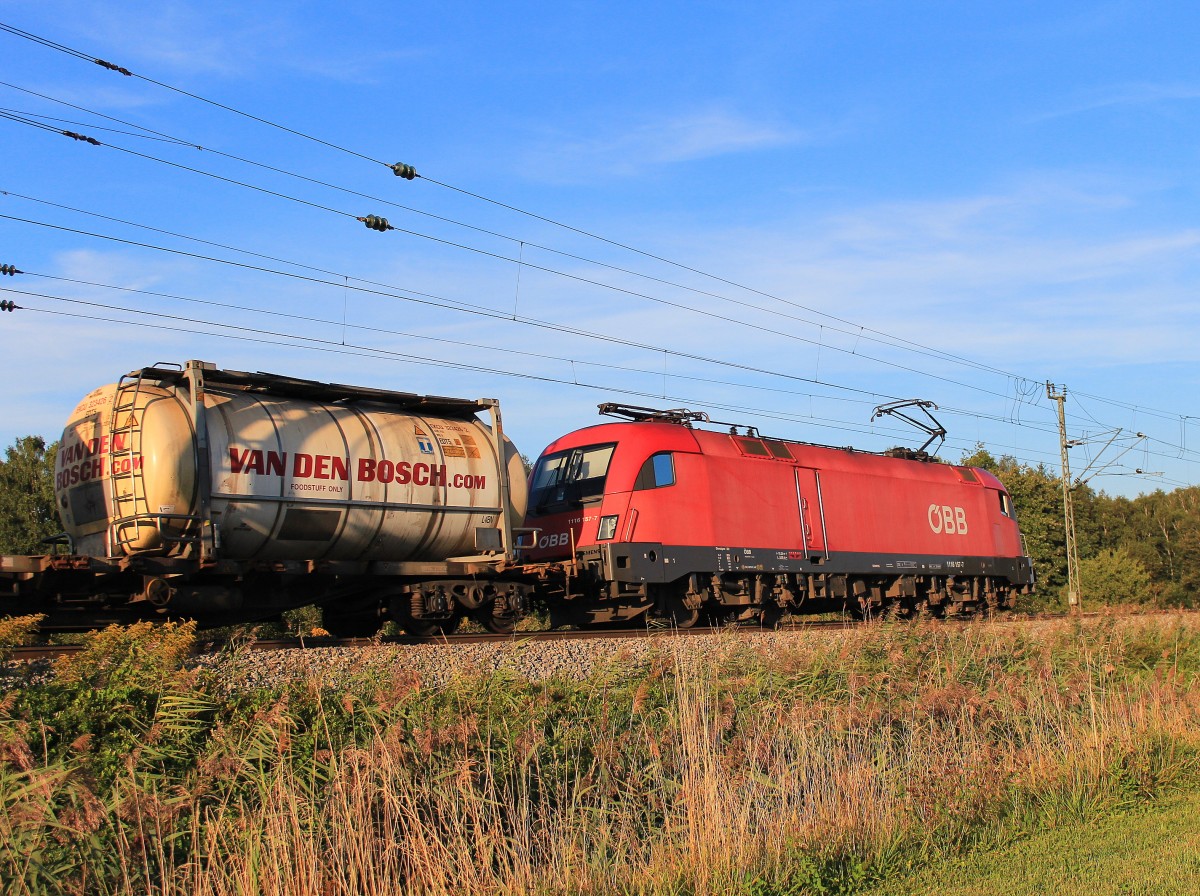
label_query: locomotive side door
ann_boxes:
[793,467,827,558]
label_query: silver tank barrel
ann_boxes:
[54,362,528,562]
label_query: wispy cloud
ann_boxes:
[521,108,811,182]
[32,1,428,85]
[666,176,1200,372]
[1032,81,1200,122]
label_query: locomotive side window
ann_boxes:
[634,452,675,490]
[528,443,616,515]
[998,491,1015,518]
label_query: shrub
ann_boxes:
[1076,548,1155,606]
[0,614,43,661]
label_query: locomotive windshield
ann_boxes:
[528,443,615,516]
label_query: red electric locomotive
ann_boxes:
[522,404,1034,627]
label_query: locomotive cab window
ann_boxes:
[634,452,675,490]
[998,491,1015,519]
[529,443,616,516]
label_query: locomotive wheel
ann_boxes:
[647,581,702,629]
[669,604,700,629]
[651,594,699,629]
[651,604,699,629]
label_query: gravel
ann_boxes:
[186,631,789,693]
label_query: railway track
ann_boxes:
[3,623,790,661]
[2,609,1150,663]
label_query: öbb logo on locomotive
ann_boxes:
[927,504,969,535]
[538,532,571,549]
[0,361,1035,634]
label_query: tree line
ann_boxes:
[1,435,1195,610]
[961,446,1195,609]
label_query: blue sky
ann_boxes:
[1,0,1198,496]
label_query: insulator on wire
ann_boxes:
[94,58,133,76]
[359,214,391,232]
[0,300,18,312]
[0,264,20,276]
[62,130,101,146]
[391,162,418,180]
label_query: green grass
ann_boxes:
[869,787,1200,896]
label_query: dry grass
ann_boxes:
[3,614,1200,894]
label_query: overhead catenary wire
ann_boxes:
[6,292,1177,483]
[0,22,389,168]
[1,19,1189,437]
[0,193,1041,410]
[8,267,1080,453]
[0,209,918,406]
[13,271,896,409]
[0,286,1098,470]
[1,34,1180,443]
[3,264,1188,470]
[1,286,928,443]
[0,105,189,145]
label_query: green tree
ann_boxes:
[1077,548,1154,605]
[0,435,61,553]
[961,445,1200,609]
[1097,486,1200,607]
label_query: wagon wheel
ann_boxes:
[397,613,462,638]
[475,599,517,634]
[322,612,384,639]
[322,599,384,638]
[386,590,461,638]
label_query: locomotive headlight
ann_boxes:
[597,514,619,541]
